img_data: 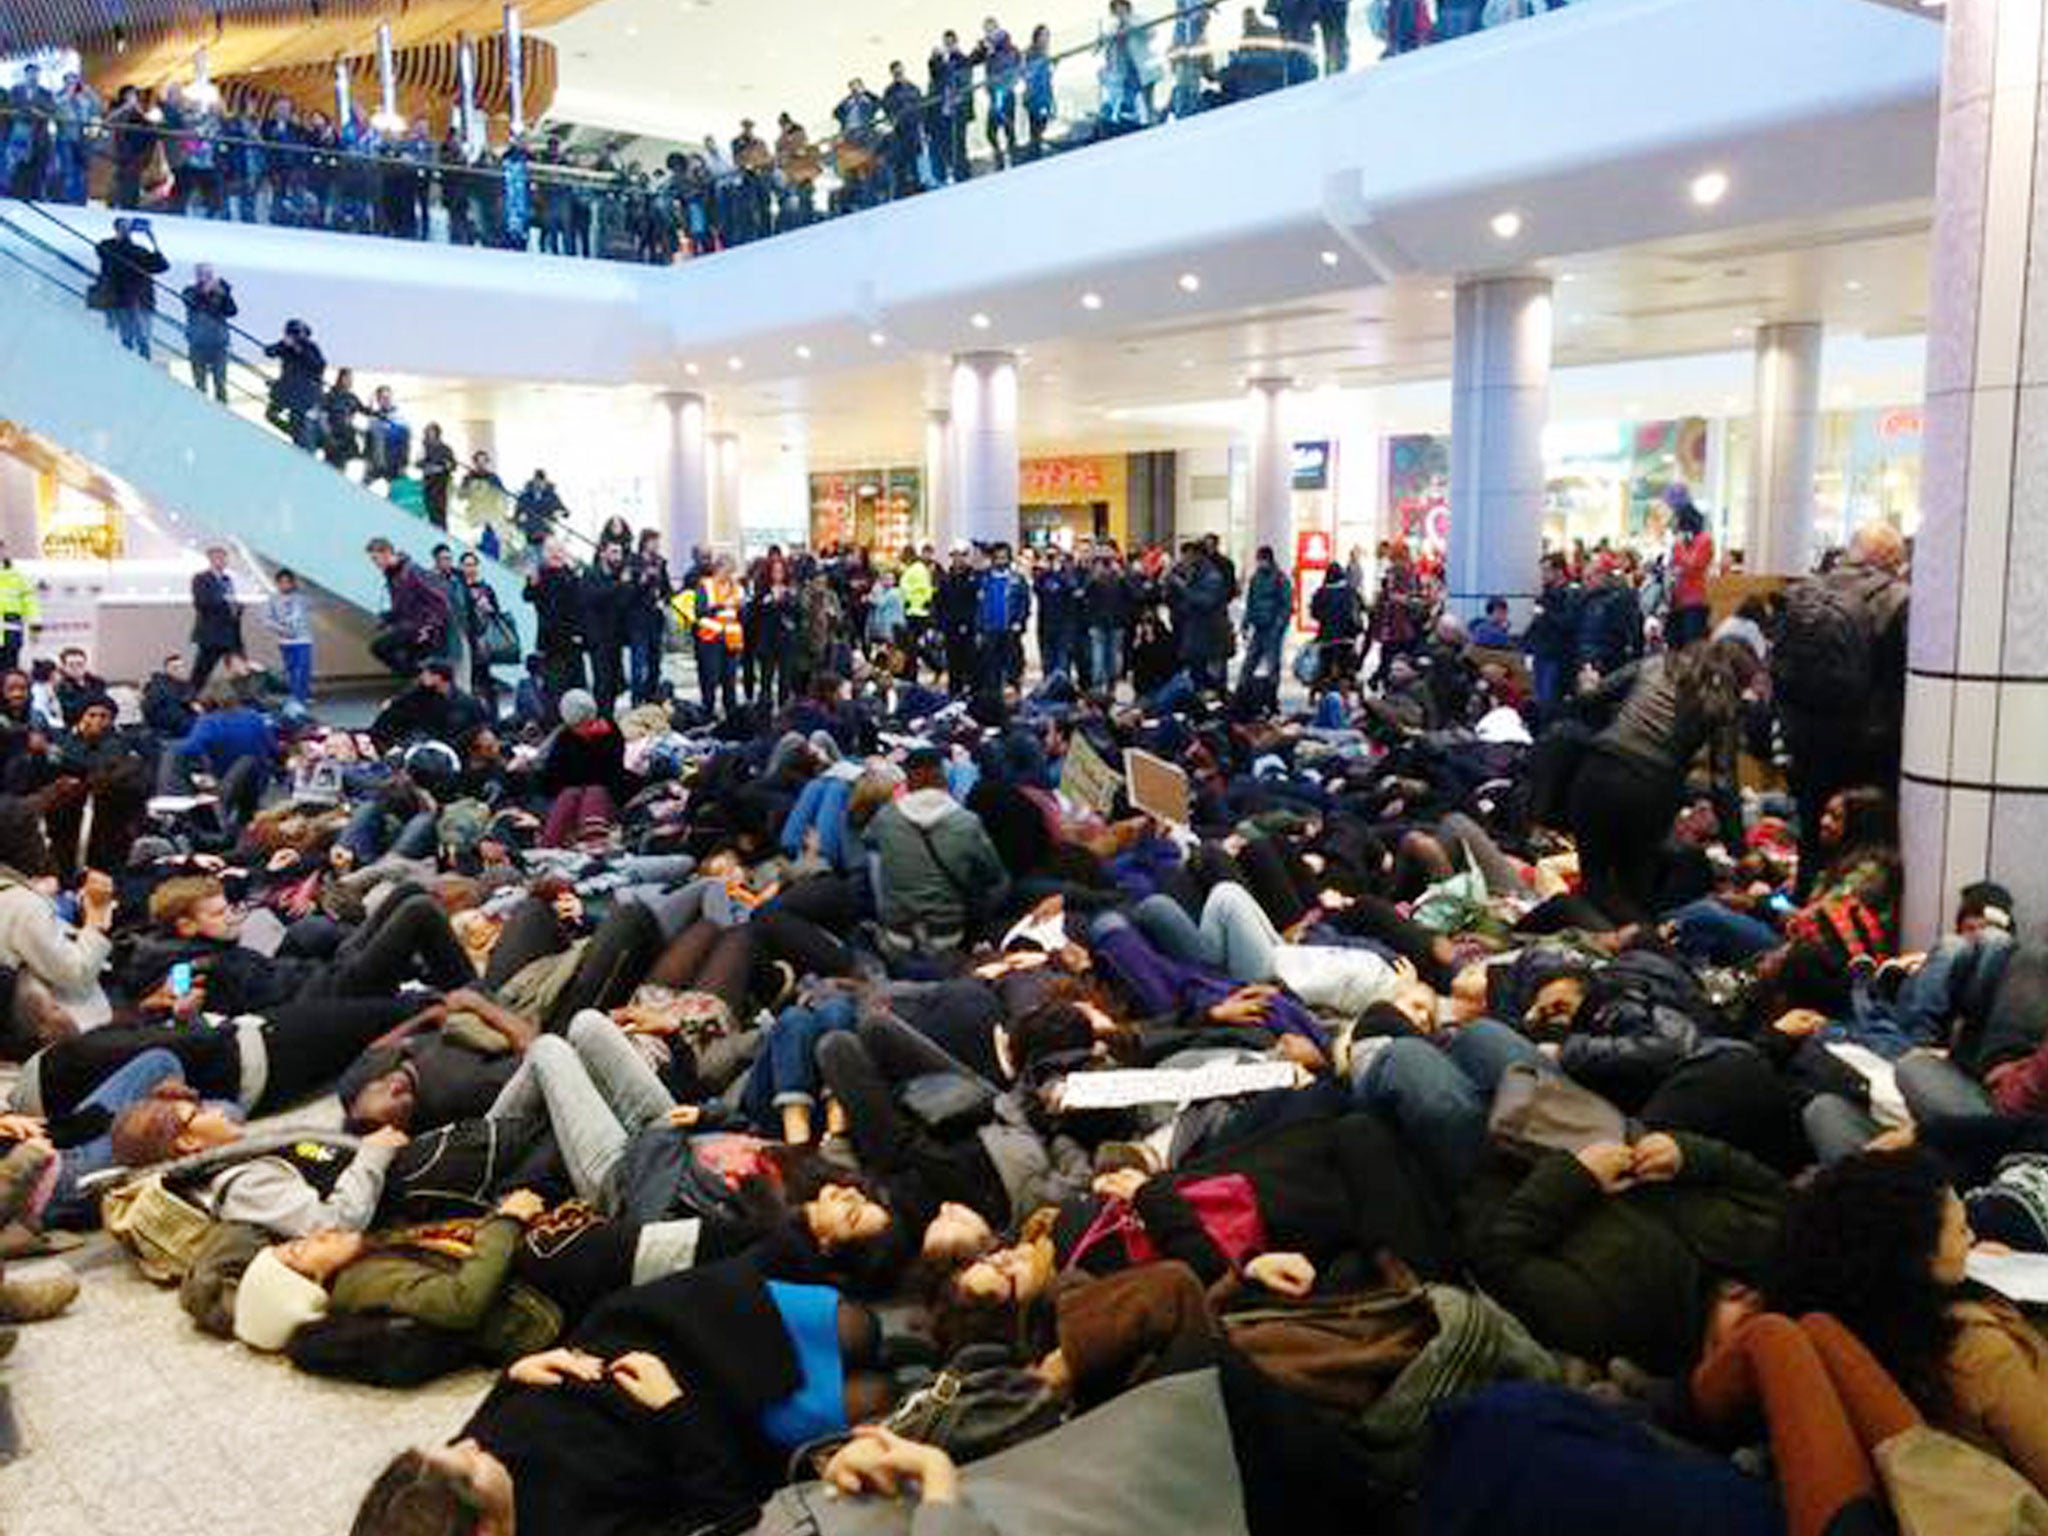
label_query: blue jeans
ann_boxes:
[740,996,857,1124]
[107,304,151,359]
[1351,1020,1546,1187]
[1240,622,1285,691]
[1665,898,1781,965]
[489,1013,676,1209]
[1132,883,1280,982]
[280,642,313,704]
[1039,626,1071,680]
[1089,626,1121,690]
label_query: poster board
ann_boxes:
[1060,733,1121,817]
[1124,748,1191,827]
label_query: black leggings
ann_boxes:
[544,902,666,1033]
[1568,749,1679,927]
[646,920,756,1015]
[320,887,475,997]
[255,996,429,1112]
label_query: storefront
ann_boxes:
[808,467,922,553]
[1019,454,1129,550]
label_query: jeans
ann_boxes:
[1089,626,1122,692]
[107,304,151,358]
[1240,622,1285,691]
[1133,882,1280,983]
[1352,1020,1546,1188]
[1897,1051,1998,1128]
[1038,626,1071,680]
[488,1011,675,1209]
[189,348,228,402]
[1802,1094,1882,1165]
[1665,898,1781,965]
[739,995,857,1124]
[628,610,666,704]
[280,642,314,704]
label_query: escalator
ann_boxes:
[0,200,537,666]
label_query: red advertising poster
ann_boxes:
[1294,527,1332,629]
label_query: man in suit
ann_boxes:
[190,545,243,691]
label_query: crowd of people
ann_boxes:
[0,476,2043,1536]
[2,0,1574,263]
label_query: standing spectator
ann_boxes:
[105,85,152,208]
[685,556,743,719]
[364,537,451,678]
[5,64,55,200]
[524,539,587,708]
[975,17,1024,170]
[416,424,458,530]
[1099,0,1161,133]
[262,319,326,450]
[1524,551,1581,713]
[458,550,507,718]
[1169,540,1231,694]
[936,543,981,694]
[1317,0,1352,74]
[515,469,566,557]
[1775,523,1910,900]
[745,558,796,708]
[362,385,411,489]
[430,545,471,676]
[1024,25,1058,158]
[866,567,908,662]
[1665,486,1715,649]
[49,73,99,205]
[930,30,975,184]
[189,545,244,692]
[1575,552,1645,685]
[263,567,314,706]
[1239,544,1292,691]
[319,366,363,470]
[1084,546,1130,695]
[975,543,1031,694]
[581,541,632,714]
[179,264,238,404]
[92,217,167,359]
[898,545,935,679]
[1370,541,1427,685]
[1310,561,1364,691]
[0,546,39,672]
[625,530,673,705]
[1034,546,1081,683]
[882,61,926,197]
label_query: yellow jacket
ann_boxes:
[0,567,39,625]
[900,559,934,619]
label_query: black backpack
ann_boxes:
[1773,566,1895,714]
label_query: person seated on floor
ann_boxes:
[369,661,491,756]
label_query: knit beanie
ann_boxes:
[1965,1156,2048,1254]
[233,1247,331,1352]
[558,689,598,728]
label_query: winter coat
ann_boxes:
[864,788,1010,939]
[1169,558,1232,664]
[1242,565,1292,631]
[383,556,451,648]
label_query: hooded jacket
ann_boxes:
[863,787,1009,938]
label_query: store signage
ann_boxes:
[1879,408,1924,441]
[1021,456,1109,500]
[1291,440,1332,490]
[1294,527,1332,629]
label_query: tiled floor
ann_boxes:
[0,1236,492,1536]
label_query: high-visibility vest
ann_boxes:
[690,576,744,652]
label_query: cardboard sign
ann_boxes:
[1060,733,1122,817]
[1124,748,1191,828]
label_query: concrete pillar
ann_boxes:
[923,409,953,550]
[1901,0,2048,943]
[1246,377,1292,564]
[656,391,709,561]
[1447,275,1552,622]
[948,352,1019,548]
[711,431,742,553]
[1746,321,1824,576]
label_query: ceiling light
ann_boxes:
[1731,326,1749,339]
[970,312,992,330]
[1177,272,1201,293]
[1080,291,1104,310]
[727,356,744,371]
[1489,211,1522,240]
[1689,169,1730,207]
[1431,288,1450,300]
[1625,401,1643,416]
[1319,250,1340,268]
[684,362,700,377]
[1180,358,1196,369]
[1559,272,1578,283]
[868,331,887,347]
[1845,279,1864,293]
[794,344,812,360]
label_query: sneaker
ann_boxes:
[0,1265,78,1324]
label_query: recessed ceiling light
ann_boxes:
[1689,169,1730,207]
[1732,326,1749,338]
[684,362,700,376]
[1559,272,1578,284]
[1180,358,1196,369]
[1845,279,1864,293]
[1569,312,1587,325]
[970,312,992,330]
[1080,291,1103,310]
[727,356,744,371]
[868,331,887,347]
[1319,250,1340,267]
[1625,401,1643,415]
[794,344,812,360]
[1177,272,1201,293]
[1489,211,1522,240]
[1431,288,1450,300]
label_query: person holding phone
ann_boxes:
[91,216,168,359]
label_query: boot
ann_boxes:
[0,1264,78,1323]
[0,1143,54,1232]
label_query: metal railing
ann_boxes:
[0,1,1573,262]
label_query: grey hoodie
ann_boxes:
[863,787,1009,938]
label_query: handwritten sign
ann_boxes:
[1060,732,1121,817]
[1124,748,1191,828]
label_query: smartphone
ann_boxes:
[169,961,194,1000]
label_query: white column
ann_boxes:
[1901,0,2048,944]
[1447,276,1552,622]
[656,391,709,560]
[1246,377,1292,563]
[923,409,953,550]
[711,431,742,553]
[948,352,1019,548]
[1746,321,1823,576]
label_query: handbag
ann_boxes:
[84,275,113,311]
[103,1173,217,1283]
[1066,1173,1269,1273]
[481,610,521,666]
[1876,1423,2048,1536]
[1486,1062,1629,1158]
[898,1071,997,1136]
[883,1344,1067,1462]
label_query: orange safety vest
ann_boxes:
[689,575,745,652]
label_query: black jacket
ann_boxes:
[525,565,584,652]
[190,568,242,651]
[935,568,980,639]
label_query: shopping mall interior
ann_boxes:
[5,0,2048,1532]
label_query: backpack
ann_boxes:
[1773,566,1898,714]
[103,1174,218,1283]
